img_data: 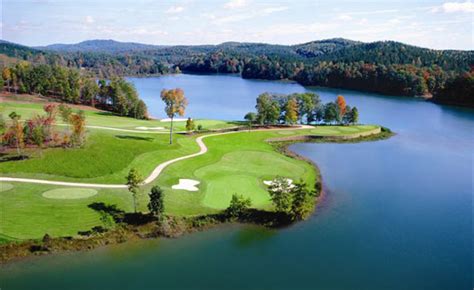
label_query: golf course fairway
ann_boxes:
[0,101,383,241]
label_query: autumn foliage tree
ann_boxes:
[69,111,86,147]
[335,95,347,124]
[7,112,24,157]
[285,98,299,125]
[2,68,12,92]
[42,103,57,141]
[160,88,188,144]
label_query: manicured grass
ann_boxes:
[309,125,379,136]
[0,130,199,183]
[0,125,377,240]
[0,182,133,240]
[1,100,380,240]
[154,129,326,216]
[1,183,14,192]
[42,188,98,199]
[0,101,240,131]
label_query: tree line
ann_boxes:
[178,53,472,107]
[1,62,148,119]
[242,57,468,97]
[2,39,471,107]
[246,92,358,126]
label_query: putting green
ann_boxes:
[277,130,296,135]
[202,175,270,209]
[42,188,98,199]
[0,183,14,192]
[195,150,305,209]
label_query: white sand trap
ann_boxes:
[160,118,187,122]
[171,179,200,191]
[263,178,293,186]
[135,126,165,130]
[264,178,294,191]
[42,188,98,199]
[0,183,14,192]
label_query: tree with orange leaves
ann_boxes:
[161,88,188,144]
[335,95,347,124]
[69,111,86,147]
[7,112,24,157]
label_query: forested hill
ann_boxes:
[36,39,166,53]
[38,38,359,58]
[0,38,473,107]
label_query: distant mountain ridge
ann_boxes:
[36,38,363,57]
[0,38,472,107]
[35,39,166,53]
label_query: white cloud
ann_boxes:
[224,0,248,9]
[215,5,288,24]
[131,28,168,36]
[336,14,353,21]
[358,18,368,25]
[262,6,288,14]
[254,22,336,37]
[431,1,474,13]
[165,6,184,14]
[84,16,94,24]
[344,9,398,15]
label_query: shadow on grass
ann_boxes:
[88,202,154,226]
[88,202,124,217]
[0,154,29,162]
[115,135,154,142]
[94,111,115,117]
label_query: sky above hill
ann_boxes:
[1,0,472,50]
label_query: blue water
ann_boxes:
[2,74,473,289]
[128,74,307,120]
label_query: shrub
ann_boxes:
[226,194,252,219]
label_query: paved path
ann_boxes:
[0,126,313,189]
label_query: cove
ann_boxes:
[1,74,472,289]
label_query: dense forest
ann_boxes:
[1,62,148,119]
[0,38,472,107]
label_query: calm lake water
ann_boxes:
[2,74,473,289]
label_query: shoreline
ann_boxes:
[0,128,393,265]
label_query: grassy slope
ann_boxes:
[0,101,379,241]
[0,130,199,183]
[0,101,240,131]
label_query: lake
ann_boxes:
[1,74,472,289]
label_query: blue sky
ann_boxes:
[1,0,472,50]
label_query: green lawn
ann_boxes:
[0,101,381,241]
[0,129,199,183]
[0,182,133,239]
[0,101,240,131]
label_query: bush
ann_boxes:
[225,194,252,219]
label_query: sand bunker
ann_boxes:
[264,178,294,191]
[135,126,165,130]
[0,183,14,192]
[171,179,200,191]
[42,188,98,199]
[160,118,187,122]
